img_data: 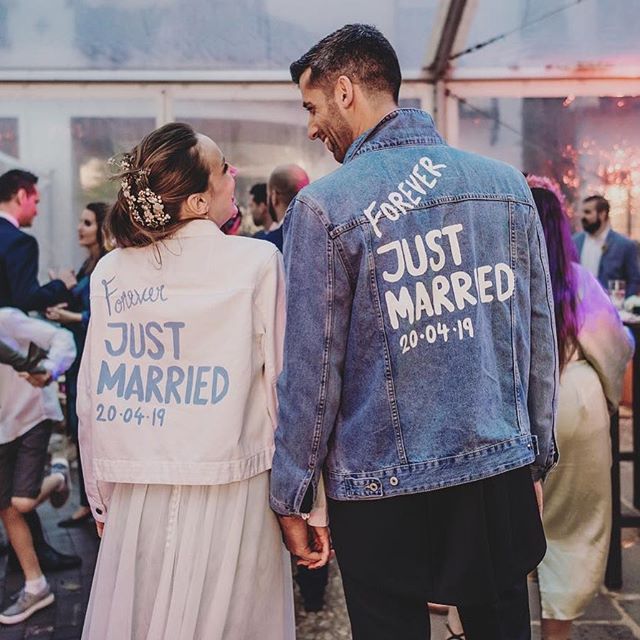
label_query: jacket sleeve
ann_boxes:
[0,339,32,370]
[77,318,113,523]
[1,310,76,379]
[270,197,352,517]
[37,326,76,380]
[254,250,286,432]
[7,233,71,312]
[527,207,560,481]
[575,266,634,412]
[623,240,640,296]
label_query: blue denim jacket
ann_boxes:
[270,109,558,516]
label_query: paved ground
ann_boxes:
[1,411,640,639]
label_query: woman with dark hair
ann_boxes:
[77,123,326,640]
[527,177,633,640]
[46,202,109,528]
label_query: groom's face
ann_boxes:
[299,68,353,164]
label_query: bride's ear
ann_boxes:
[185,192,210,217]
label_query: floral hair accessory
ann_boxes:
[525,174,569,215]
[108,154,171,229]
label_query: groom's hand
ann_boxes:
[277,515,331,569]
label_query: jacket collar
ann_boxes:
[170,218,224,239]
[0,211,19,228]
[343,108,445,164]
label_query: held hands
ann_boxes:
[18,371,52,388]
[277,515,331,570]
[49,268,77,290]
[96,521,104,538]
[46,303,81,324]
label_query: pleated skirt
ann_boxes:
[82,471,295,640]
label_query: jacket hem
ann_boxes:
[326,436,537,500]
[93,445,275,485]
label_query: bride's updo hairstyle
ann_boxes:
[107,122,209,248]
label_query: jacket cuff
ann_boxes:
[40,358,62,380]
[269,494,297,517]
[87,497,106,524]
[531,459,557,482]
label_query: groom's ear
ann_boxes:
[335,75,355,110]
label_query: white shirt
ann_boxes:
[0,210,19,228]
[0,308,76,444]
[580,225,610,279]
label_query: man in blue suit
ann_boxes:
[0,169,81,576]
[0,170,76,310]
[573,195,640,296]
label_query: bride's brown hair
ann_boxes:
[107,122,209,248]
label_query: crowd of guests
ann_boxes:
[0,23,638,640]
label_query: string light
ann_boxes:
[455,91,639,234]
[562,139,640,235]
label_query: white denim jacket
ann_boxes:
[78,219,326,525]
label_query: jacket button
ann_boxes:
[95,508,103,515]
[390,476,399,486]
[367,482,378,491]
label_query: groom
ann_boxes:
[271,24,557,640]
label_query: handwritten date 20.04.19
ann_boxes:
[96,403,166,427]
[399,318,474,354]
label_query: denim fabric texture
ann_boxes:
[270,109,559,516]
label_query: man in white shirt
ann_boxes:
[0,308,76,624]
[0,169,83,578]
[574,195,640,295]
[579,199,609,279]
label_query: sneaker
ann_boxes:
[0,585,54,625]
[49,458,71,508]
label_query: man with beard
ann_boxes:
[264,164,309,253]
[574,195,640,296]
[270,24,557,640]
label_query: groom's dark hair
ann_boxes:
[290,24,401,103]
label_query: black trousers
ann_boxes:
[296,564,329,607]
[328,467,544,640]
[336,569,531,640]
[458,580,531,640]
